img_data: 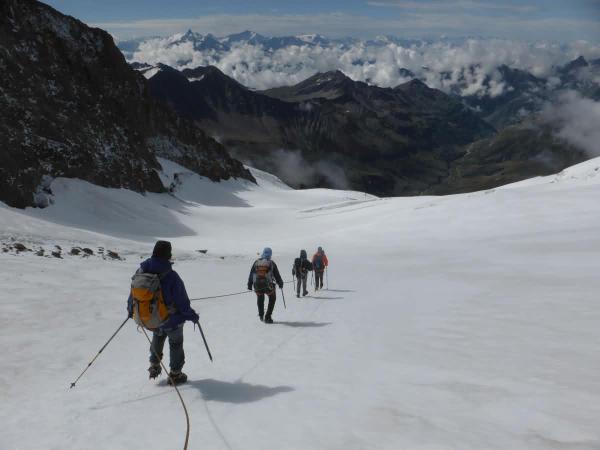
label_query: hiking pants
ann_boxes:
[296,273,308,295]
[149,325,185,372]
[315,271,324,289]
[257,290,276,318]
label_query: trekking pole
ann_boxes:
[280,286,287,309]
[326,267,329,290]
[195,321,213,362]
[69,317,129,389]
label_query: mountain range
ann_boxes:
[138,60,591,195]
[144,64,497,194]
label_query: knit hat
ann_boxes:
[152,240,172,260]
[300,249,307,259]
[261,247,272,260]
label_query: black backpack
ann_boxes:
[293,257,304,274]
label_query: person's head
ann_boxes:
[300,249,307,259]
[152,240,172,260]
[261,247,272,260]
[318,246,323,254]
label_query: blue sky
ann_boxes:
[44,0,600,42]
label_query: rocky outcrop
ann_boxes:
[0,0,253,208]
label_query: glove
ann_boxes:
[191,311,199,323]
[278,282,284,289]
[247,283,253,291]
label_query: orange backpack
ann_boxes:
[130,272,171,330]
[253,259,274,294]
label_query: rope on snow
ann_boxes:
[190,280,294,302]
[140,325,191,450]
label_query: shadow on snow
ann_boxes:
[273,321,332,328]
[188,378,294,404]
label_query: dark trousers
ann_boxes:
[149,325,185,372]
[315,271,324,289]
[257,290,276,318]
[296,273,308,295]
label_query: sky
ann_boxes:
[44,0,600,42]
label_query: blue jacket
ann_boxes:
[127,257,198,330]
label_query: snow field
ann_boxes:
[1,158,600,449]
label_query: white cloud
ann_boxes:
[130,36,600,94]
[367,1,539,13]
[541,90,600,156]
[241,149,349,189]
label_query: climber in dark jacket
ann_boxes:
[127,240,198,385]
[292,249,313,297]
[247,247,284,323]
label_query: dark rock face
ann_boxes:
[431,121,587,194]
[0,0,253,208]
[147,66,495,195]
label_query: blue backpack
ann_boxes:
[313,254,323,270]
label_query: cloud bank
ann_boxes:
[542,90,600,157]
[130,35,600,94]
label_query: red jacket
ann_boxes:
[312,252,328,272]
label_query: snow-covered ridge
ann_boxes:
[499,157,600,190]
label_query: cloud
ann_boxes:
[240,149,349,190]
[541,90,600,156]
[130,35,600,94]
[367,1,539,13]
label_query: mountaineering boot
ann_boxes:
[259,313,264,322]
[167,371,188,385]
[303,290,309,296]
[296,293,300,298]
[264,316,274,324]
[148,363,161,379]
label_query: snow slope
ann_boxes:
[1,158,600,450]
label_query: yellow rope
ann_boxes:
[140,326,190,450]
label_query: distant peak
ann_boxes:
[304,70,352,87]
[562,55,589,72]
[406,78,427,87]
[323,69,349,79]
[395,78,429,90]
[181,65,241,85]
